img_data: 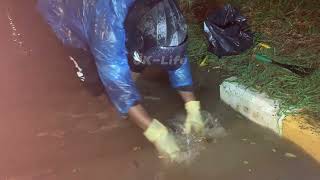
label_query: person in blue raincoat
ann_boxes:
[37,0,205,161]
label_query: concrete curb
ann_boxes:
[220,78,320,162]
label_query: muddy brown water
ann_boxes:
[0,1,320,180]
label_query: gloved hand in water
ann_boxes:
[184,101,205,135]
[144,119,181,161]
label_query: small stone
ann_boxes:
[248,169,252,173]
[243,161,249,165]
[241,138,248,141]
[272,148,277,153]
[250,142,256,145]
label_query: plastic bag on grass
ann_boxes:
[203,4,254,57]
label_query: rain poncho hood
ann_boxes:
[37,0,193,115]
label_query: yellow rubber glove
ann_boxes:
[184,101,205,134]
[144,119,180,161]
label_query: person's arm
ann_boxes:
[179,91,196,103]
[87,1,152,123]
[128,104,152,130]
[168,57,205,134]
[86,1,181,161]
[92,39,180,160]
[167,57,196,101]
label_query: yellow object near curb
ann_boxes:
[220,79,320,163]
[258,43,271,49]
[283,115,320,163]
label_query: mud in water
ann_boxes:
[165,111,227,164]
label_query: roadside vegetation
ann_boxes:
[179,0,320,118]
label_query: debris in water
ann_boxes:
[7,169,56,180]
[132,160,139,168]
[284,152,297,158]
[69,113,85,119]
[243,161,249,165]
[168,111,227,164]
[272,148,277,153]
[36,130,65,138]
[72,168,80,173]
[144,96,161,101]
[95,112,109,119]
[88,124,120,134]
[51,130,65,138]
[241,138,248,142]
[158,155,165,159]
[37,132,49,137]
[133,146,142,152]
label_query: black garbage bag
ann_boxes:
[204,4,254,57]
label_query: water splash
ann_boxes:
[6,9,31,55]
[168,111,227,164]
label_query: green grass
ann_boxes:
[183,0,320,118]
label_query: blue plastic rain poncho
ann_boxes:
[37,0,193,115]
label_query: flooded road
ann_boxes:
[0,1,319,179]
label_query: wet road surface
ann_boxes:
[0,1,320,180]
